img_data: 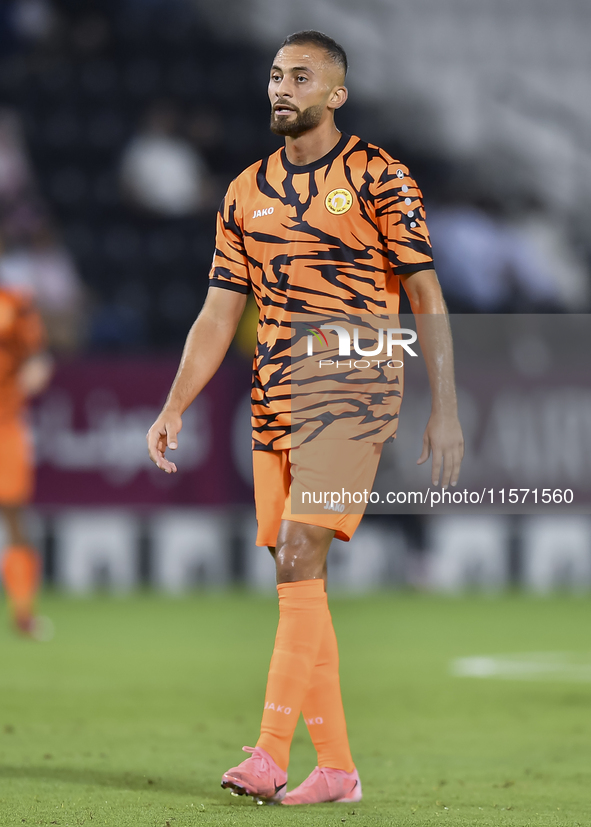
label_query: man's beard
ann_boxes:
[270,103,324,137]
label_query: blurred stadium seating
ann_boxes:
[0,0,281,348]
[1,0,590,594]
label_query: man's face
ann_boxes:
[268,44,346,137]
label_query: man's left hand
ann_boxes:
[417,411,464,488]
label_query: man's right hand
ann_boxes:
[145,286,247,474]
[147,409,183,474]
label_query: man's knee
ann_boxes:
[274,522,333,583]
[274,537,307,582]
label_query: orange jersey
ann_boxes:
[209,133,433,450]
[0,289,45,423]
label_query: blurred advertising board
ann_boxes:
[374,314,591,513]
[30,356,253,506]
[30,315,590,512]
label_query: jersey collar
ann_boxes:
[280,132,351,175]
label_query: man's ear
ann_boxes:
[328,85,348,111]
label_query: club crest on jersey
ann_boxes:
[252,206,274,218]
[325,188,353,215]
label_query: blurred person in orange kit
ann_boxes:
[0,283,53,636]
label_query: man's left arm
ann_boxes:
[400,267,464,488]
[16,296,54,398]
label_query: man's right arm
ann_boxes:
[146,286,247,473]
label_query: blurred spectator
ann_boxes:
[0,109,33,204]
[511,197,590,312]
[9,0,58,44]
[120,101,209,217]
[89,301,146,351]
[0,223,86,352]
[0,108,86,350]
[428,198,563,313]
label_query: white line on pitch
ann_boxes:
[451,652,591,682]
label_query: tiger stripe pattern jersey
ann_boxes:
[209,133,434,451]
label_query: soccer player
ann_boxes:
[0,286,53,636]
[147,30,464,805]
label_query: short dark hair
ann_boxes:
[280,30,348,76]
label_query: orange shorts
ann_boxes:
[0,417,34,506]
[253,439,383,547]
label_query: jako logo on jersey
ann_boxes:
[324,500,345,513]
[264,701,292,714]
[306,324,418,357]
[325,188,353,215]
[252,207,274,218]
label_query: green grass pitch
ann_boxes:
[1,591,590,826]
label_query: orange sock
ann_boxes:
[301,606,355,772]
[256,579,328,771]
[1,545,41,619]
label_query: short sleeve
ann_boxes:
[374,161,434,277]
[209,179,251,295]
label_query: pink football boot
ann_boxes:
[282,766,362,805]
[221,746,287,804]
